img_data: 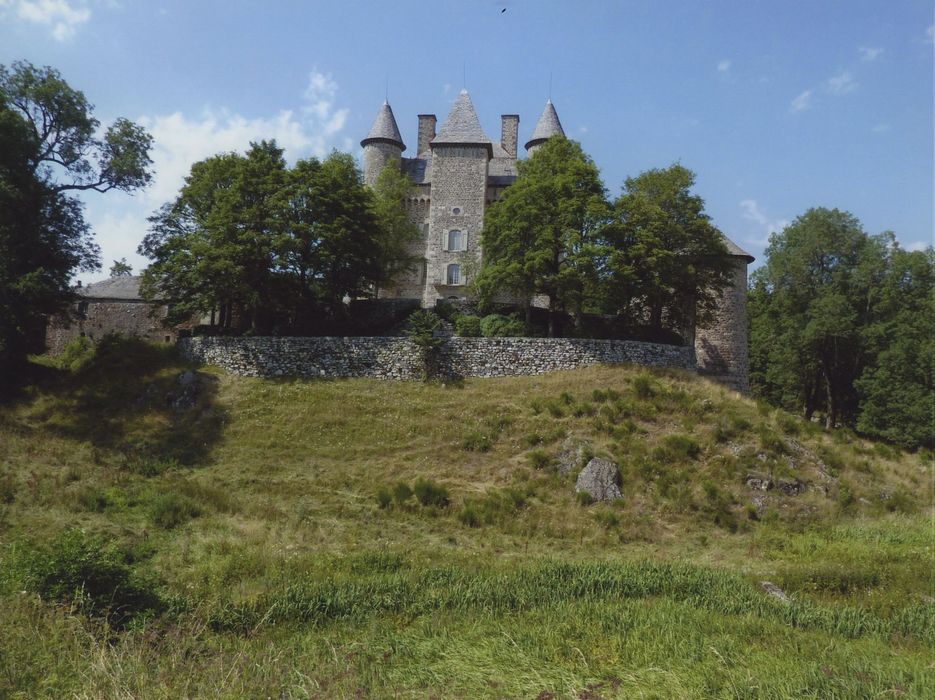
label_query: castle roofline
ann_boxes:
[723,236,755,262]
[361,101,405,150]
[525,99,565,150]
[431,90,493,154]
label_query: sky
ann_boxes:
[2,0,932,283]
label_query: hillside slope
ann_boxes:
[0,339,932,698]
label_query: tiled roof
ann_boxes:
[525,99,565,150]
[722,235,755,261]
[361,101,405,149]
[431,90,492,146]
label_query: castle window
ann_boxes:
[451,206,462,215]
[446,229,464,252]
[446,264,461,286]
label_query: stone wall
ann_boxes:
[177,336,696,381]
[46,300,177,354]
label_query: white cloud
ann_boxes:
[871,123,891,133]
[11,0,91,41]
[578,125,589,134]
[826,71,857,95]
[906,240,931,252]
[77,70,352,283]
[858,46,883,61]
[926,25,934,43]
[740,199,789,245]
[717,59,731,73]
[790,89,812,113]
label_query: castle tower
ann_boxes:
[525,99,565,155]
[425,89,493,306]
[360,101,405,186]
[694,238,754,393]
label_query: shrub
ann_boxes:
[150,493,201,529]
[462,431,493,452]
[375,486,392,509]
[480,314,526,337]
[528,449,552,470]
[454,315,482,337]
[632,375,655,399]
[413,478,450,508]
[13,529,162,626]
[58,335,95,372]
[594,509,620,529]
[576,491,594,507]
[392,482,413,506]
[653,435,701,463]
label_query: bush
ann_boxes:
[150,493,201,529]
[392,482,413,506]
[653,435,701,463]
[576,491,594,507]
[58,335,95,372]
[454,315,482,337]
[413,478,450,508]
[375,486,392,509]
[13,529,162,626]
[480,314,526,337]
[528,449,552,470]
[461,431,492,452]
[632,375,656,399]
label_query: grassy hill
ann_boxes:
[0,338,932,698]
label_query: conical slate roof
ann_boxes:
[361,101,405,150]
[525,99,565,150]
[431,90,492,147]
[722,235,755,262]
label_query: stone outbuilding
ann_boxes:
[44,276,180,354]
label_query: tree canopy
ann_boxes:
[140,145,413,334]
[749,208,933,448]
[605,164,731,338]
[476,137,609,336]
[0,61,152,375]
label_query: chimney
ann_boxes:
[417,114,436,156]
[500,114,519,157]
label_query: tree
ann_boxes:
[370,164,422,297]
[477,137,609,336]
[0,61,152,374]
[140,142,287,332]
[109,258,132,277]
[141,146,385,333]
[749,208,889,428]
[604,164,731,339]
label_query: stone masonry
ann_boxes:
[178,336,695,381]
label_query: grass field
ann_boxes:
[0,338,932,698]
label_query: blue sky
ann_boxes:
[2,0,932,282]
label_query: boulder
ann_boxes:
[745,475,773,491]
[777,478,805,496]
[575,458,622,502]
[760,581,792,604]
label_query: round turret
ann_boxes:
[361,101,405,186]
[525,99,565,155]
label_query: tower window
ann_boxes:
[451,206,462,215]
[446,264,461,286]
[446,230,464,252]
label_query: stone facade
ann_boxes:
[178,336,695,381]
[360,91,755,392]
[45,276,180,354]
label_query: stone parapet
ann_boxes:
[177,336,696,381]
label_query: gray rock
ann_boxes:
[557,437,590,476]
[745,475,773,491]
[575,458,622,502]
[760,581,792,604]
[777,478,805,496]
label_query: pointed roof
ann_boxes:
[722,235,755,262]
[525,99,565,150]
[361,101,405,150]
[431,90,492,151]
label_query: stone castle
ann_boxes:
[360,91,754,391]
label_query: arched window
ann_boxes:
[446,264,461,286]
[446,229,463,251]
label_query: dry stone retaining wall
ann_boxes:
[177,336,695,381]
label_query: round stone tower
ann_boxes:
[361,101,405,187]
[525,99,565,156]
[694,238,755,393]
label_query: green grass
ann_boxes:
[0,338,932,698]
